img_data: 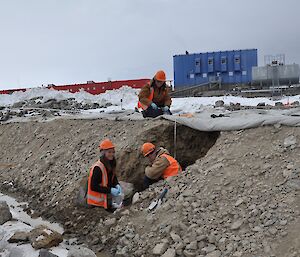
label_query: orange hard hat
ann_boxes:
[141,142,156,157]
[155,70,166,82]
[99,139,115,150]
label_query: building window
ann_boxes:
[195,60,200,66]
[203,73,207,78]
[229,72,233,76]
[190,73,195,79]
[221,58,226,64]
[235,57,240,64]
[208,58,213,65]
[216,72,221,77]
[242,71,247,76]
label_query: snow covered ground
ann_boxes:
[0,193,68,257]
[1,86,300,114]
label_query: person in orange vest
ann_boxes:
[87,139,122,209]
[141,142,182,189]
[138,70,172,118]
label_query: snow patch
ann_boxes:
[1,86,300,114]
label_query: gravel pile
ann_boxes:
[0,119,300,256]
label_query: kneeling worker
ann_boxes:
[138,70,172,118]
[87,139,122,209]
[141,142,182,189]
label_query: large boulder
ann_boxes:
[0,201,12,225]
[119,181,134,199]
[29,225,63,249]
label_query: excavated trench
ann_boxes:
[116,122,220,191]
[0,119,220,222]
[0,119,220,256]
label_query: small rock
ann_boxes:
[8,231,29,243]
[252,226,262,232]
[183,250,197,257]
[170,232,181,243]
[132,192,140,204]
[206,250,222,257]
[39,249,59,257]
[104,218,116,226]
[153,242,168,255]
[280,219,288,226]
[121,209,130,215]
[0,201,12,225]
[202,244,216,253]
[257,102,266,107]
[284,135,297,148]
[186,241,198,250]
[269,227,277,235]
[67,246,97,257]
[275,102,284,107]
[162,248,176,257]
[234,198,244,206]
[230,219,243,230]
[287,179,300,191]
[283,170,293,177]
[29,225,63,249]
[215,100,224,107]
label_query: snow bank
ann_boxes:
[0,86,139,107]
[1,86,300,114]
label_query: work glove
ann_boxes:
[116,184,122,195]
[163,106,171,114]
[150,103,158,109]
[111,187,120,196]
[163,106,169,112]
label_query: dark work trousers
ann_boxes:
[143,176,161,189]
[141,105,172,118]
[141,105,164,118]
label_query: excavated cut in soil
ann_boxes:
[116,122,220,190]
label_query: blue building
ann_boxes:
[173,49,258,88]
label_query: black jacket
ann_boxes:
[90,156,118,194]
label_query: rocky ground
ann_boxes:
[0,118,300,256]
[0,97,115,122]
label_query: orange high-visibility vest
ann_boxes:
[161,153,182,179]
[87,160,108,209]
[138,87,154,110]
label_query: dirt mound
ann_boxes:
[1,119,300,256]
[105,126,300,257]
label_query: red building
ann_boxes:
[0,78,150,95]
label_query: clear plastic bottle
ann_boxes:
[112,193,124,209]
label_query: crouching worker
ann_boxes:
[87,139,122,210]
[138,70,172,118]
[141,143,182,189]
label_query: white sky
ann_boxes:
[0,0,299,89]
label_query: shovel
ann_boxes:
[148,188,168,211]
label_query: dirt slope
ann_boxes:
[0,119,300,257]
[109,125,300,257]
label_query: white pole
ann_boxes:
[174,118,177,159]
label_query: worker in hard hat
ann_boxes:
[87,139,122,209]
[141,143,182,189]
[138,70,172,118]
